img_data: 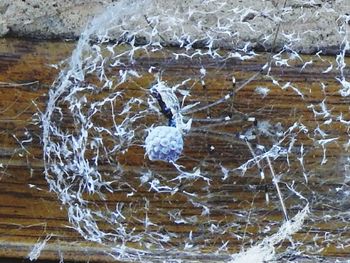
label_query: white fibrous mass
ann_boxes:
[39,0,350,261]
[145,126,183,162]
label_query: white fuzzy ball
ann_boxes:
[145,126,183,162]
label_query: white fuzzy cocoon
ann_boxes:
[145,126,183,162]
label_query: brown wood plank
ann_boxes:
[0,37,349,262]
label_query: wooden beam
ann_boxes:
[0,38,349,262]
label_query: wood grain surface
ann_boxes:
[0,38,349,262]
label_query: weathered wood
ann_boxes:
[0,37,350,262]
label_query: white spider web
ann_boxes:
[40,0,350,261]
